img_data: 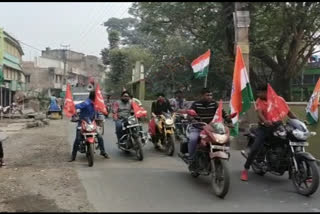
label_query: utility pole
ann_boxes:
[60,44,70,90]
[234,2,250,73]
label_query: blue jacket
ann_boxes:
[75,98,96,121]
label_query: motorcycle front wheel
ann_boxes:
[134,137,144,161]
[211,159,230,199]
[87,143,95,167]
[166,134,175,156]
[292,158,319,196]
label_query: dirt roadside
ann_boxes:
[0,119,96,212]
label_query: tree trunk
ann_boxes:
[273,72,292,101]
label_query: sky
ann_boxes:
[0,2,132,61]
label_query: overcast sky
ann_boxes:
[0,2,132,61]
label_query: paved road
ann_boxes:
[67,119,320,212]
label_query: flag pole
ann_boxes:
[204,74,208,88]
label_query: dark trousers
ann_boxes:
[0,141,3,159]
[72,126,106,158]
[244,125,273,170]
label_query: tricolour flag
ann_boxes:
[63,84,76,118]
[306,78,320,124]
[191,50,211,79]
[229,46,254,136]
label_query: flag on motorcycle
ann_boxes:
[132,100,147,118]
[191,49,211,79]
[306,78,320,124]
[266,84,290,122]
[229,46,254,136]
[94,84,108,115]
[212,99,223,123]
[63,84,76,118]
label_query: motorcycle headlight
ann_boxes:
[85,124,95,132]
[292,129,307,141]
[128,117,136,125]
[165,119,174,126]
[213,133,228,144]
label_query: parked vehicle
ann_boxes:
[242,119,319,196]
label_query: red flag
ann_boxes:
[266,84,289,122]
[63,84,76,118]
[212,99,223,123]
[132,100,147,118]
[94,84,108,115]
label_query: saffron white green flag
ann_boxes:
[191,50,211,79]
[229,46,254,136]
[306,78,320,124]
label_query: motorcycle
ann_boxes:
[71,114,99,167]
[178,109,235,198]
[118,115,146,161]
[242,119,319,196]
[152,112,176,156]
[0,102,22,117]
[174,112,189,142]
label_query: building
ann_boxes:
[0,28,25,106]
[23,47,107,98]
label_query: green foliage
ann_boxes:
[108,30,120,50]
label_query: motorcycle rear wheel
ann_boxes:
[211,159,230,199]
[292,159,319,196]
[87,143,94,167]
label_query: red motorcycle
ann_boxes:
[179,110,235,198]
[72,115,98,167]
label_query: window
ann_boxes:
[25,75,31,83]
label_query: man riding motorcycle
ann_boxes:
[149,93,173,149]
[240,84,297,181]
[112,91,134,144]
[185,88,231,160]
[68,91,110,162]
[169,90,189,112]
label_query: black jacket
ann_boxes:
[151,99,173,116]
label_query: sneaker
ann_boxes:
[100,152,110,159]
[240,169,248,181]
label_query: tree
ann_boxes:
[108,30,120,50]
[249,2,320,100]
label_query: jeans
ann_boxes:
[115,119,123,141]
[71,123,106,158]
[188,126,202,158]
[244,125,273,170]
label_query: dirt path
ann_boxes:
[0,119,95,212]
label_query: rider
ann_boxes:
[240,84,297,181]
[149,93,173,149]
[169,90,188,112]
[68,91,110,162]
[186,88,231,160]
[112,91,134,144]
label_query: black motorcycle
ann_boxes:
[243,119,319,196]
[118,115,147,161]
[175,112,189,142]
